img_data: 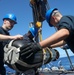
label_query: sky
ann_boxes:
[0,0,74,57]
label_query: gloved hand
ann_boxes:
[20,42,42,58]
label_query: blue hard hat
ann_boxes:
[3,13,17,24]
[45,8,58,27]
[29,27,38,37]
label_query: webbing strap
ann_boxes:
[16,59,42,68]
[12,64,20,72]
[4,40,20,64]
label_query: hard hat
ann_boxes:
[29,27,38,37]
[45,8,58,27]
[3,13,17,24]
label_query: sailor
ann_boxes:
[0,13,23,75]
[18,27,40,75]
[21,8,74,55]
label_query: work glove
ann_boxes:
[20,42,42,59]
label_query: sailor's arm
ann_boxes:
[49,40,66,48]
[20,28,69,54]
[0,34,23,40]
[39,28,69,48]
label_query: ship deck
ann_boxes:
[39,70,74,75]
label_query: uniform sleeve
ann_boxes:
[0,27,3,34]
[58,22,71,33]
[58,16,74,33]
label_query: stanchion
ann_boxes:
[64,48,74,70]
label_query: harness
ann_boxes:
[4,39,60,72]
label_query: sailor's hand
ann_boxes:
[11,34,23,40]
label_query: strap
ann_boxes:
[11,64,20,72]
[4,40,20,64]
[16,59,42,68]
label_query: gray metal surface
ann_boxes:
[39,71,74,75]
